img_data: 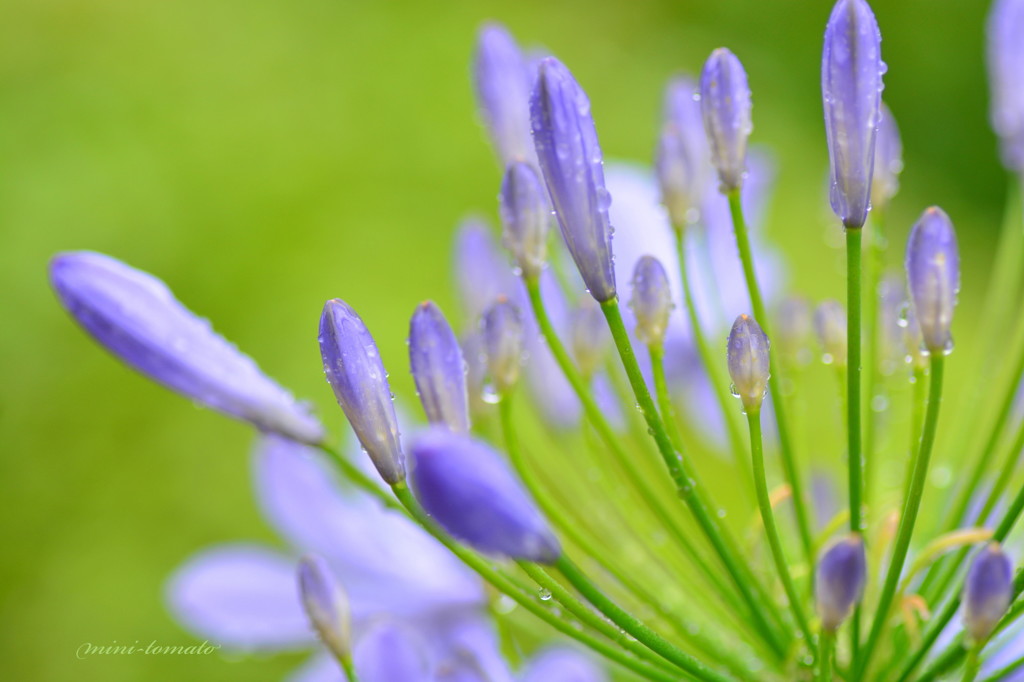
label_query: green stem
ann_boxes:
[650,345,685,450]
[963,646,982,682]
[846,227,864,535]
[340,657,359,682]
[862,209,886,512]
[816,630,834,682]
[856,354,945,679]
[726,189,815,567]
[600,297,790,659]
[555,555,736,682]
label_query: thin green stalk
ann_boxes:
[856,355,945,679]
[555,555,736,682]
[904,366,928,503]
[747,410,817,650]
[726,189,815,567]
[339,657,359,682]
[963,646,982,682]
[862,209,886,512]
[846,227,864,535]
[816,630,834,682]
[650,345,686,451]
[600,297,791,659]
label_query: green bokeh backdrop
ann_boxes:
[0,0,1009,679]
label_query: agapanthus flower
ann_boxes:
[500,161,550,280]
[700,48,752,193]
[871,103,903,212]
[987,0,1024,171]
[656,76,711,227]
[727,314,771,413]
[815,534,867,631]
[963,543,1014,643]
[905,206,960,355]
[408,301,471,433]
[481,297,525,395]
[473,23,536,166]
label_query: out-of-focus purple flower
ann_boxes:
[902,304,928,371]
[460,331,490,418]
[814,299,848,366]
[297,554,351,662]
[629,255,673,349]
[410,427,561,563]
[821,0,884,229]
[964,543,1014,643]
[481,297,524,394]
[409,301,470,433]
[988,0,1024,171]
[570,296,610,377]
[656,76,711,227]
[700,48,752,193]
[877,273,907,375]
[815,534,867,631]
[905,207,959,355]
[473,23,535,166]
[319,299,405,484]
[727,314,771,413]
[775,296,812,365]
[500,161,550,280]
[49,251,324,445]
[531,57,617,302]
[353,621,430,682]
[871,103,903,212]
[521,647,609,682]
[454,218,518,321]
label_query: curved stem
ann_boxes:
[856,356,945,679]
[726,189,815,567]
[747,410,816,650]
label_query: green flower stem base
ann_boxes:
[816,630,834,682]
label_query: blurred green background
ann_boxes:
[0,0,1010,679]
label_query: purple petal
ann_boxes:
[988,0,1024,171]
[409,301,470,432]
[287,652,346,682]
[354,621,432,682]
[453,219,517,321]
[522,647,608,682]
[473,23,536,166]
[700,48,752,192]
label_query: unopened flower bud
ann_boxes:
[963,543,1014,644]
[656,76,709,228]
[816,534,867,631]
[871,104,903,212]
[570,297,610,377]
[987,0,1024,171]
[473,23,534,165]
[727,314,771,413]
[481,297,525,394]
[629,255,673,349]
[500,161,550,280]
[409,301,470,433]
[905,207,959,355]
[700,48,752,193]
[297,554,351,662]
[775,296,812,364]
[815,300,848,366]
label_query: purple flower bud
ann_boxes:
[699,48,753,193]
[570,296,610,377]
[871,103,903,212]
[460,331,490,417]
[454,218,517,321]
[297,554,351,661]
[905,207,959,354]
[410,427,561,563]
[776,296,812,363]
[49,251,324,444]
[409,302,470,433]
[628,255,673,349]
[530,57,617,303]
[963,543,1014,643]
[481,297,525,394]
[473,23,535,165]
[500,161,550,279]
[656,76,710,227]
[814,299,848,366]
[727,314,771,413]
[877,273,907,375]
[319,299,405,484]
[902,304,928,371]
[815,534,867,631]
[821,0,884,229]
[988,0,1024,171]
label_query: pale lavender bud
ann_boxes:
[822,0,884,229]
[409,302,470,433]
[988,0,1024,171]
[905,207,959,354]
[49,252,324,444]
[297,554,351,661]
[473,23,535,165]
[815,300,848,366]
[319,299,405,484]
[815,534,867,631]
[628,255,673,349]
[481,297,524,394]
[656,76,710,227]
[877,274,907,375]
[411,427,561,563]
[460,331,490,417]
[871,103,903,212]
[699,48,753,193]
[530,57,616,302]
[454,219,517,321]
[963,543,1014,643]
[500,161,550,279]
[776,296,812,363]
[727,315,771,413]
[570,296,610,377]
[902,304,928,371]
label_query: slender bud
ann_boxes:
[500,161,550,279]
[461,331,490,417]
[473,23,535,165]
[297,554,351,662]
[410,427,561,563]
[409,302,470,432]
[822,0,884,230]
[656,76,710,228]
[570,297,610,377]
[629,255,674,349]
[905,207,959,355]
[871,104,903,213]
[530,57,617,302]
[987,0,1024,171]
[963,543,1014,643]
[727,315,771,413]
[814,300,848,366]
[481,297,525,394]
[319,299,405,484]
[700,48,753,193]
[775,296,812,365]
[816,534,867,631]
[49,252,324,444]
